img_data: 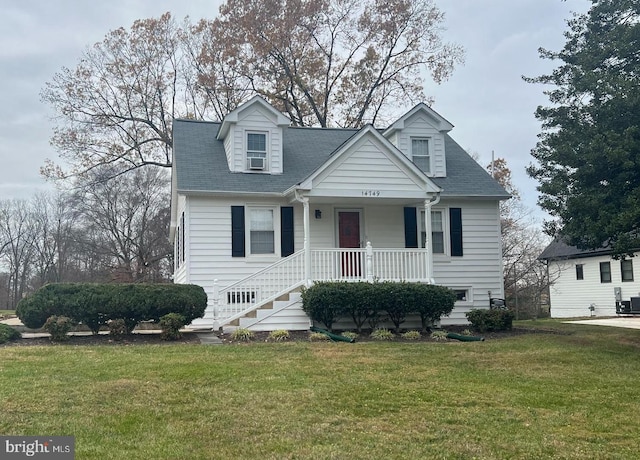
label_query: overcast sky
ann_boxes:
[1,0,590,223]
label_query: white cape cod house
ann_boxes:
[170,96,510,331]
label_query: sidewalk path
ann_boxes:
[566,317,640,330]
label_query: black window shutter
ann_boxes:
[231,206,245,257]
[281,206,294,257]
[404,207,418,248]
[450,207,463,257]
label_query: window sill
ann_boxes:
[246,255,279,263]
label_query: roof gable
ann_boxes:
[217,95,290,140]
[384,103,454,136]
[297,125,441,197]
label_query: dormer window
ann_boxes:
[247,131,267,171]
[411,138,431,173]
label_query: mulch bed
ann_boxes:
[1,332,202,347]
[217,326,544,344]
[1,325,558,347]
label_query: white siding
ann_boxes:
[172,195,188,284]
[181,196,302,312]
[392,113,447,177]
[224,126,234,170]
[179,195,503,327]
[309,200,503,324]
[310,138,426,198]
[548,255,640,317]
[223,105,283,174]
[434,200,503,324]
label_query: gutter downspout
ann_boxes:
[424,193,441,284]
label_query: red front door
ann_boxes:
[338,211,361,276]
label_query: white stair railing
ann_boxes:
[213,250,306,325]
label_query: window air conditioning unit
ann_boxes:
[249,157,265,170]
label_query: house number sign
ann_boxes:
[361,190,381,197]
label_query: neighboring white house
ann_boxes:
[539,239,640,317]
[170,96,510,331]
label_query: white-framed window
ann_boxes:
[600,261,611,283]
[621,259,634,282]
[175,212,185,270]
[246,131,267,171]
[449,286,473,305]
[411,137,431,173]
[248,207,275,255]
[420,209,445,254]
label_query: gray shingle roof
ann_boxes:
[173,119,510,199]
[432,136,510,197]
[538,239,612,261]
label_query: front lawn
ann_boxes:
[1,320,639,459]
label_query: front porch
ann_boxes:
[195,244,432,331]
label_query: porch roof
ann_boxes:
[173,119,510,199]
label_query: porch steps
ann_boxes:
[228,291,293,322]
[237,292,310,332]
[188,289,310,332]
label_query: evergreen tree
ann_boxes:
[527,0,640,257]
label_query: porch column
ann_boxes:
[212,279,219,326]
[424,199,435,284]
[302,196,312,286]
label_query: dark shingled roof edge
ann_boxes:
[538,239,613,261]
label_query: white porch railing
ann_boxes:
[211,243,429,328]
[311,245,428,282]
[369,248,428,281]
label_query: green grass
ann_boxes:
[1,320,640,459]
[0,309,15,316]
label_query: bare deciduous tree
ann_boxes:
[41,13,205,181]
[71,167,172,282]
[487,157,552,318]
[198,0,464,127]
[42,2,463,180]
[0,200,37,308]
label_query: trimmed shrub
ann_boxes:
[44,315,75,342]
[16,283,207,333]
[343,282,376,333]
[0,324,21,344]
[412,284,457,332]
[301,282,348,331]
[466,308,514,332]
[108,319,128,340]
[301,281,457,332]
[159,313,186,341]
[376,281,407,333]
